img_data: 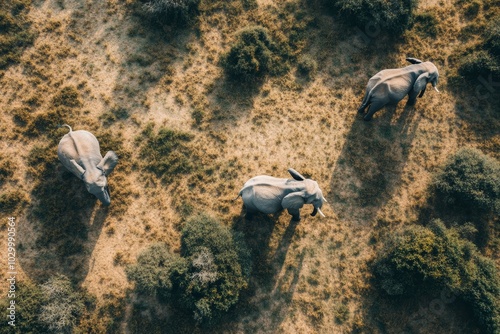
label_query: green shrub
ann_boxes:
[179,214,251,324]
[324,0,419,36]
[222,26,287,82]
[458,51,500,79]
[0,0,35,70]
[432,147,500,215]
[126,215,251,325]
[374,220,500,333]
[38,275,87,333]
[125,243,188,301]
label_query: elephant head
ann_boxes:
[406,57,439,95]
[285,168,327,218]
[58,125,118,206]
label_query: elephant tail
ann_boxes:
[59,124,73,133]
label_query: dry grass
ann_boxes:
[0,0,498,332]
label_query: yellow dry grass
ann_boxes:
[0,0,498,333]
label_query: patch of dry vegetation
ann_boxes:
[0,0,498,333]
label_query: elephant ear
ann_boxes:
[413,73,430,95]
[97,151,118,176]
[288,168,305,181]
[282,191,306,210]
[406,57,423,64]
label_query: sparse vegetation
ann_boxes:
[324,0,419,35]
[137,124,198,182]
[0,0,35,71]
[374,220,500,333]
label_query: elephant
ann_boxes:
[357,57,440,121]
[237,168,327,221]
[57,124,118,205]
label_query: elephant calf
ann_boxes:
[237,168,327,221]
[57,124,118,205]
[358,57,439,121]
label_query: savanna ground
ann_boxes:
[0,0,498,333]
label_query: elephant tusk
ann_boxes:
[434,86,440,93]
[323,197,327,203]
[317,208,325,218]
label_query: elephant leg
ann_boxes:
[363,101,386,121]
[287,208,301,221]
[407,91,419,105]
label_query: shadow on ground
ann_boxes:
[331,103,420,224]
[18,149,107,285]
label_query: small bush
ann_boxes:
[137,124,198,181]
[138,0,199,26]
[432,147,500,215]
[222,26,287,82]
[463,0,481,19]
[0,155,14,183]
[458,51,500,79]
[324,0,419,36]
[38,275,87,333]
[374,220,500,333]
[0,190,29,214]
[125,243,188,301]
[297,55,318,80]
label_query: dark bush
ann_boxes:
[297,55,318,80]
[458,51,500,79]
[485,19,500,58]
[432,147,500,215]
[179,214,251,324]
[324,0,419,36]
[125,243,188,301]
[222,26,286,82]
[137,0,200,26]
[374,220,500,333]
[413,12,439,37]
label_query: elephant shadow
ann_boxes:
[230,211,304,331]
[18,158,108,285]
[330,104,419,224]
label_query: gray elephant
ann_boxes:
[358,57,439,121]
[237,168,327,221]
[57,124,118,205]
